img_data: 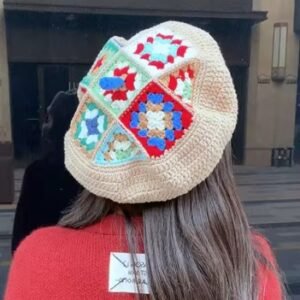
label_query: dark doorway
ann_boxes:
[230,66,248,164]
[37,64,89,122]
[37,65,70,126]
[10,63,89,163]
[10,63,39,161]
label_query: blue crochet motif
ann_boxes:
[138,102,147,113]
[148,93,164,104]
[143,37,178,63]
[99,77,124,90]
[172,111,183,130]
[148,137,166,151]
[144,44,167,64]
[130,112,139,128]
[163,102,174,112]
[85,115,100,135]
[165,129,175,141]
[138,129,148,137]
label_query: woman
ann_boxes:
[11,91,81,253]
[5,21,284,300]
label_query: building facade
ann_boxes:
[245,0,299,166]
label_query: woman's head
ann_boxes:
[60,21,284,300]
[60,146,259,299]
[42,91,78,157]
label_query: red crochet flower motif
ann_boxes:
[168,66,195,91]
[104,66,137,101]
[134,33,188,70]
[92,56,105,74]
[79,86,87,95]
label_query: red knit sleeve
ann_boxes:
[254,234,284,300]
[4,229,48,300]
[5,226,78,300]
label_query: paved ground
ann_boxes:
[236,166,300,299]
[1,166,300,298]
[0,239,9,298]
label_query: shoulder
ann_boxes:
[13,216,128,260]
[24,159,45,174]
[252,234,272,254]
[22,160,46,183]
[13,224,103,255]
[5,226,101,300]
[11,226,78,265]
[252,233,276,265]
[5,227,69,299]
[251,233,284,300]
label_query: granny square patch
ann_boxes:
[94,123,147,166]
[160,60,200,106]
[73,96,110,154]
[123,28,196,77]
[90,53,150,117]
[78,38,120,100]
[120,82,193,157]
[90,38,120,75]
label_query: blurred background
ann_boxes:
[0,0,300,298]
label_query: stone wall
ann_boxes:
[245,0,299,166]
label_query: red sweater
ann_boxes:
[5,215,282,300]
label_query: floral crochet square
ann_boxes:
[124,29,195,77]
[94,123,146,166]
[120,82,193,157]
[160,61,199,106]
[78,38,120,100]
[90,53,150,117]
[73,97,109,153]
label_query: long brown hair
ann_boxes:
[59,147,284,300]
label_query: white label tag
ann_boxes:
[108,252,149,294]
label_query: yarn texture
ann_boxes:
[65,21,238,203]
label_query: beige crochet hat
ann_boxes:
[65,21,238,204]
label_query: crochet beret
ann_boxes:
[64,21,238,204]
